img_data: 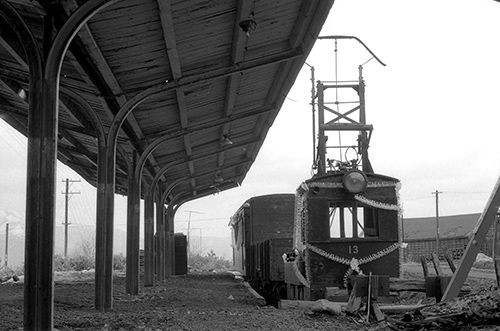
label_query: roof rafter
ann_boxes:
[0,111,94,179]
[0,77,99,169]
[218,0,253,168]
[56,0,161,181]
[0,19,132,183]
[0,35,27,69]
[0,36,86,127]
[157,0,196,190]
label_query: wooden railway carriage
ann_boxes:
[229,194,295,277]
[285,169,402,301]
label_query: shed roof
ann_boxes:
[0,0,334,202]
[404,213,481,240]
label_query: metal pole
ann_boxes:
[432,190,442,256]
[144,188,154,286]
[126,151,139,295]
[164,205,172,277]
[59,86,108,312]
[64,178,69,257]
[317,82,326,175]
[4,222,8,267]
[304,63,316,166]
[156,186,165,281]
[62,178,80,258]
[187,211,192,258]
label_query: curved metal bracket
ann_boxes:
[318,35,386,67]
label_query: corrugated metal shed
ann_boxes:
[0,0,334,201]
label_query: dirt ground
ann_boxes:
[0,273,359,331]
[0,264,497,331]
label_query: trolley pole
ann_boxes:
[62,178,80,257]
[432,190,442,256]
[4,222,8,267]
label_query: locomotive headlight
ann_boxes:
[342,170,367,193]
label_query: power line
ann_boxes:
[444,191,490,195]
[404,190,490,202]
[175,217,227,222]
[404,196,433,201]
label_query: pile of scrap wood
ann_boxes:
[385,287,500,329]
[0,266,19,283]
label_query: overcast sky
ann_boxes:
[176,0,500,238]
[1,0,500,252]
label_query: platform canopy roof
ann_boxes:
[0,0,333,203]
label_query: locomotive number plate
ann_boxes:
[348,245,359,254]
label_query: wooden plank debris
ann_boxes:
[431,253,443,276]
[444,253,457,273]
[420,256,429,277]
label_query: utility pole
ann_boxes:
[432,190,442,256]
[62,178,80,257]
[4,222,8,267]
[190,228,202,255]
[184,210,203,258]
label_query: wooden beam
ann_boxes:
[288,0,318,49]
[0,77,102,169]
[58,0,161,178]
[239,0,334,182]
[51,12,159,305]
[431,253,443,276]
[0,64,97,96]
[217,151,225,167]
[157,0,195,192]
[218,0,253,167]
[495,214,500,287]
[0,35,28,69]
[156,189,165,281]
[157,0,181,80]
[176,88,188,127]
[0,26,134,181]
[126,151,139,295]
[442,176,500,300]
[144,189,154,287]
[187,161,195,174]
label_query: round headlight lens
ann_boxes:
[342,171,367,193]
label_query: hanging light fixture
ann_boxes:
[220,134,233,146]
[214,172,224,184]
[17,88,26,100]
[239,12,257,38]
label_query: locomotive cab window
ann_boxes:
[329,202,379,239]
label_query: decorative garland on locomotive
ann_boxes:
[284,168,403,301]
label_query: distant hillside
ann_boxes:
[0,210,231,267]
[0,217,128,267]
[180,233,232,260]
[404,213,481,240]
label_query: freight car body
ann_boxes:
[229,194,295,302]
[285,170,402,301]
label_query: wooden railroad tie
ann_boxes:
[346,273,389,322]
[421,253,457,302]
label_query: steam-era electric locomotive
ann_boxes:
[230,166,402,304]
[283,166,401,301]
[230,40,402,304]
